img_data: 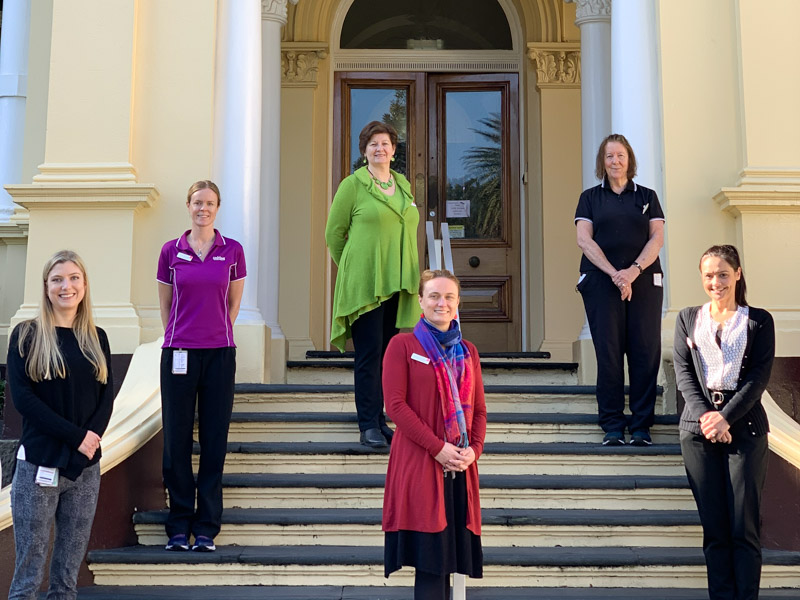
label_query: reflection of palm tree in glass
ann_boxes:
[351,90,408,175]
[463,113,502,238]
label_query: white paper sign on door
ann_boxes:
[446,200,470,218]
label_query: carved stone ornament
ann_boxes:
[565,0,612,25]
[262,0,299,25]
[281,43,328,87]
[527,44,581,89]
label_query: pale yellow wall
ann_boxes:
[658,0,742,312]
[279,85,318,358]
[43,0,135,166]
[524,62,545,352]
[129,0,217,342]
[659,0,800,357]
[21,0,53,183]
[738,0,800,168]
[538,87,584,359]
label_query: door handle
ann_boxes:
[468,256,480,268]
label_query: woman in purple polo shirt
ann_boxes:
[156,180,246,552]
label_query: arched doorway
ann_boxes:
[330,0,523,351]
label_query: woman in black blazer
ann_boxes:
[674,244,774,600]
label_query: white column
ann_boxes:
[611,0,664,202]
[260,0,297,381]
[212,0,264,324]
[611,0,667,305]
[567,0,612,345]
[567,0,612,189]
[0,0,31,220]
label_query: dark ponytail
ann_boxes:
[699,244,748,306]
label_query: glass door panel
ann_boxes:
[444,90,503,241]
[349,88,408,176]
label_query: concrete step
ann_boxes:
[216,473,695,511]
[75,586,800,599]
[203,441,686,476]
[133,508,702,548]
[286,358,579,386]
[86,545,800,589]
[223,412,680,444]
[232,384,668,415]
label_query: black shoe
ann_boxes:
[360,427,388,448]
[629,429,653,446]
[380,424,394,444]
[602,431,626,446]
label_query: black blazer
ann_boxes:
[674,305,774,436]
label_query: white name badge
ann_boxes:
[177,252,193,261]
[35,466,59,487]
[411,353,431,365]
[653,273,663,287]
[172,349,188,375]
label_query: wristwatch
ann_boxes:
[632,261,643,273]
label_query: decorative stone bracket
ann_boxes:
[527,43,581,89]
[281,42,328,87]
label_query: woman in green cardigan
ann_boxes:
[325,121,420,448]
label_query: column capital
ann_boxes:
[566,0,612,26]
[527,43,581,89]
[281,42,327,87]
[262,0,298,25]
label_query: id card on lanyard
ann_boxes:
[172,349,188,375]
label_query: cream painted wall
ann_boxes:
[738,0,800,168]
[524,63,545,352]
[279,86,316,358]
[538,87,584,360]
[129,0,217,343]
[20,0,52,184]
[658,0,743,312]
[42,0,135,166]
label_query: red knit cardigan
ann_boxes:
[381,333,487,535]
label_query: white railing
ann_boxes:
[0,338,163,531]
[426,221,465,599]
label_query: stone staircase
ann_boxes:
[80,353,800,599]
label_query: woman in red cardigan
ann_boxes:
[382,269,487,600]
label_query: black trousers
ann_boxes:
[680,428,769,600]
[160,347,236,539]
[350,294,399,432]
[414,570,451,600]
[579,269,663,433]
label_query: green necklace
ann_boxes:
[368,168,393,190]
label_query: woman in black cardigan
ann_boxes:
[674,244,774,600]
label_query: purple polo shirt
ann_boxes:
[156,230,246,348]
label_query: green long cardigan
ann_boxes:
[325,167,421,351]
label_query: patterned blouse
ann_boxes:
[693,302,749,390]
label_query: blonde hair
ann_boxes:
[17,250,108,383]
[186,180,221,205]
[418,269,461,297]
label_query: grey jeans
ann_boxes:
[9,459,101,600]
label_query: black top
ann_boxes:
[574,179,665,274]
[673,306,774,436]
[8,324,115,480]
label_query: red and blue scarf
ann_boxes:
[413,316,474,448]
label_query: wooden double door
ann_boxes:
[333,72,521,351]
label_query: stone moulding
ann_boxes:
[263,0,299,25]
[282,42,328,87]
[0,339,163,531]
[527,43,581,89]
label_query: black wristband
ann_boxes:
[632,261,643,273]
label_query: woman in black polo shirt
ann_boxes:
[574,133,665,446]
